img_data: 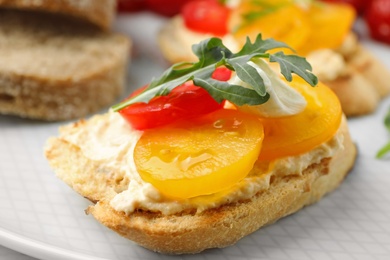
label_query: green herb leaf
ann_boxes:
[229,57,267,96]
[269,52,318,86]
[376,142,390,159]
[234,35,292,57]
[193,77,270,105]
[192,37,233,66]
[237,0,313,28]
[377,107,390,159]
[112,34,318,112]
[237,0,287,25]
[384,108,390,132]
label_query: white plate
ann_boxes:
[1,14,390,260]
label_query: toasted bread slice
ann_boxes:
[0,10,130,121]
[45,112,356,254]
[0,0,116,30]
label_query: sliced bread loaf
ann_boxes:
[0,10,130,121]
[0,0,116,30]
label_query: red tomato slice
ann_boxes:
[181,0,231,36]
[365,0,390,44]
[211,66,232,81]
[119,67,232,130]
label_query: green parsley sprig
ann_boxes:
[376,107,390,159]
[112,34,318,112]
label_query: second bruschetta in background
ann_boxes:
[158,0,390,116]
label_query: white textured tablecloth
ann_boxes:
[1,13,390,260]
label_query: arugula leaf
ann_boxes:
[112,34,318,112]
[269,52,318,86]
[376,107,390,159]
[192,37,233,67]
[234,35,291,57]
[189,67,269,105]
[229,57,267,96]
[193,78,270,105]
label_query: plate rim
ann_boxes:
[0,226,109,260]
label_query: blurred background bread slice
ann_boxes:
[0,0,116,30]
[0,9,131,121]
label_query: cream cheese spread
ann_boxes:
[61,111,343,215]
[231,59,307,117]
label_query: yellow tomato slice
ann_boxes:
[231,2,310,52]
[258,77,342,161]
[297,2,356,55]
[231,1,354,55]
[134,109,264,199]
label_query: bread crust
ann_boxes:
[347,45,390,98]
[321,67,380,116]
[0,0,116,30]
[45,113,356,254]
[0,10,130,121]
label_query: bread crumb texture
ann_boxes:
[0,10,130,120]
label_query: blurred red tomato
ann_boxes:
[117,0,193,16]
[182,0,230,36]
[117,0,146,12]
[365,0,390,44]
[321,0,370,14]
[145,0,193,16]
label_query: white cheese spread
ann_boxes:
[231,59,307,117]
[61,111,343,215]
